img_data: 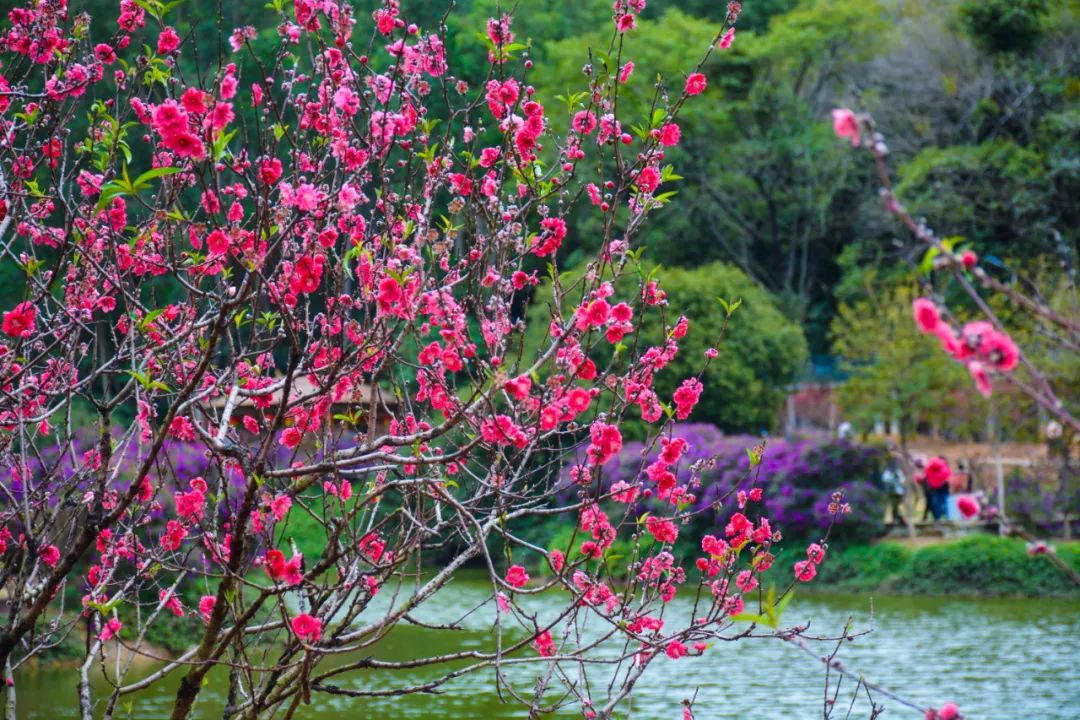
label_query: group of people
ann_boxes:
[881,454,975,524]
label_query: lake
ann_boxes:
[13,574,1080,719]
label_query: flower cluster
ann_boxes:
[911,298,1020,398]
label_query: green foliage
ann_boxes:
[633,264,807,434]
[525,263,807,435]
[895,140,1055,257]
[959,0,1049,54]
[832,283,969,438]
[811,542,912,590]
[813,536,1080,597]
[138,611,206,654]
[903,535,1080,597]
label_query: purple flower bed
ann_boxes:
[560,424,889,542]
[994,464,1080,536]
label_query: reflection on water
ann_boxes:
[15,575,1080,719]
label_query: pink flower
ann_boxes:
[673,378,703,420]
[198,595,216,622]
[585,299,609,327]
[289,255,324,295]
[376,276,404,314]
[685,73,706,96]
[291,183,322,212]
[280,426,303,449]
[665,640,688,659]
[957,495,980,519]
[165,132,206,160]
[40,544,60,567]
[924,456,951,489]
[157,27,181,55]
[168,416,196,442]
[269,494,292,521]
[660,123,681,147]
[534,630,555,656]
[806,543,826,564]
[291,613,322,643]
[2,302,36,338]
[960,250,978,269]
[206,229,229,256]
[505,564,529,589]
[159,590,185,617]
[333,86,359,116]
[175,484,206,522]
[718,27,736,49]
[94,43,116,64]
[549,550,565,573]
[934,323,963,358]
[794,559,817,582]
[572,110,597,134]
[152,100,189,135]
[610,481,640,504]
[586,422,622,466]
[563,387,589,414]
[646,516,679,544]
[182,88,208,114]
[968,361,992,398]
[160,520,186,550]
[831,108,860,147]
[636,166,660,194]
[982,330,1019,373]
[99,618,122,641]
[912,298,940,334]
[938,703,960,720]
[259,157,282,185]
[265,549,304,586]
[359,533,386,563]
[611,302,633,323]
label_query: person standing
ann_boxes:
[924,456,953,521]
[913,458,931,522]
[882,458,906,525]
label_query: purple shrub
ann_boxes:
[560,424,888,542]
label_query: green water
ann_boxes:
[12,576,1080,719]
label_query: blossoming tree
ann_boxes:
[0,1,884,718]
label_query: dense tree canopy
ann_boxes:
[1,0,1075,361]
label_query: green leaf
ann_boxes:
[716,297,742,317]
[775,589,795,621]
[138,309,165,330]
[95,182,129,213]
[730,612,768,625]
[212,129,237,162]
[132,166,182,191]
[919,246,940,276]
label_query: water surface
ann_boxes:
[14,575,1080,719]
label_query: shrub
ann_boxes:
[559,424,889,543]
[814,537,1080,597]
[903,535,1080,597]
[992,464,1080,536]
